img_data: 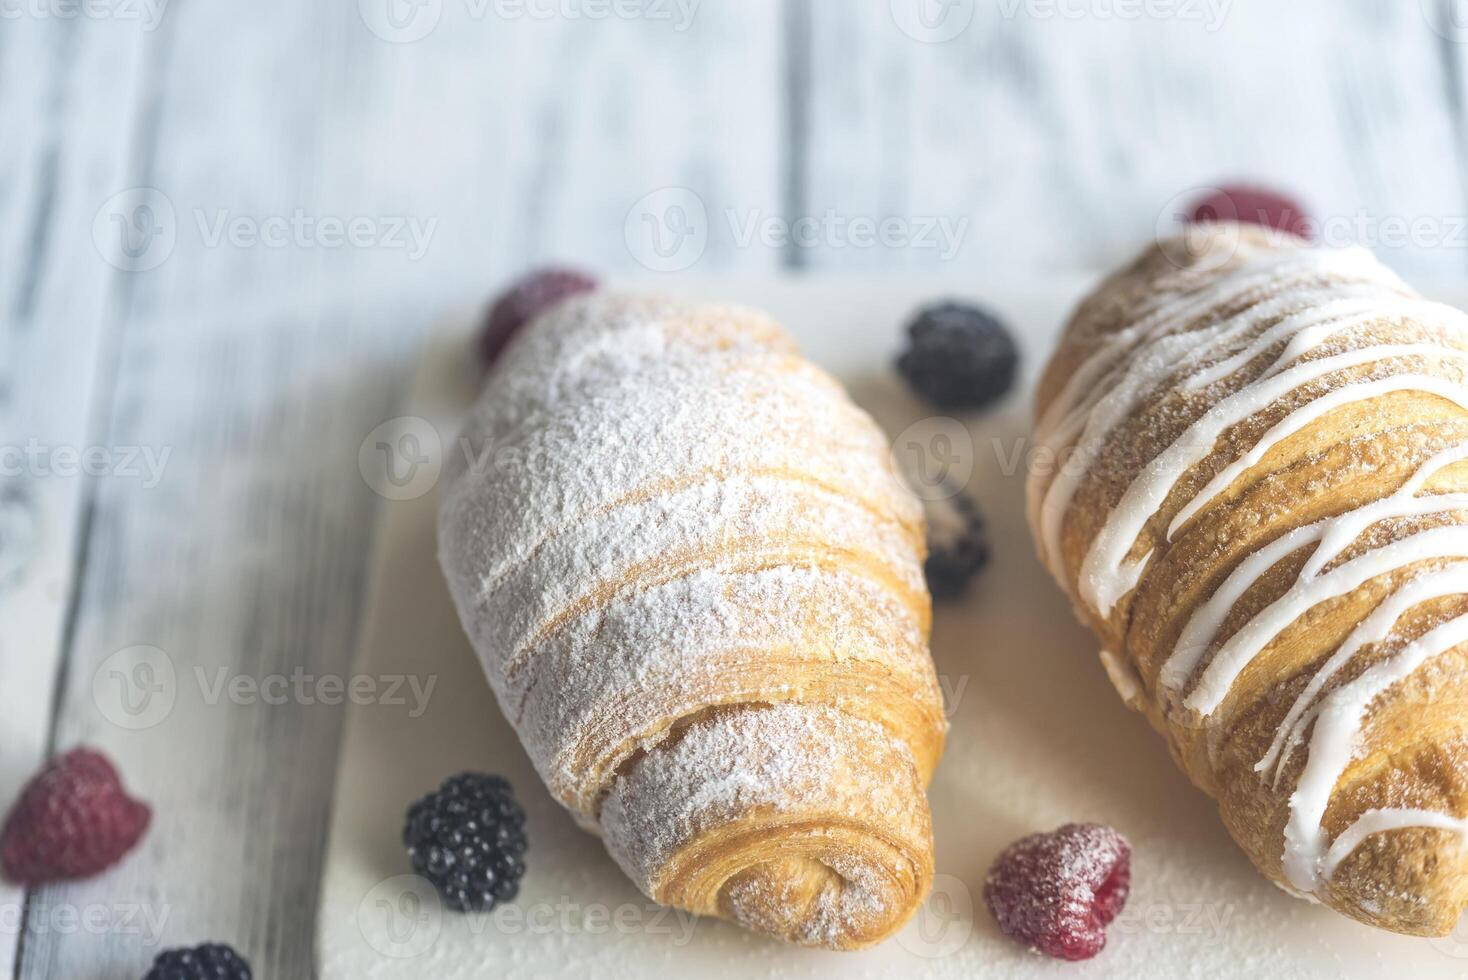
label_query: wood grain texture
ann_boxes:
[7,0,1468,976]
[802,0,1468,279]
[7,2,783,977]
[0,12,166,979]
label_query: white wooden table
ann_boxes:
[5,1,1468,975]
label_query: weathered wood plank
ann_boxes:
[803,0,1468,279]
[14,3,784,976]
[0,12,163,977]
[13,1,1468,976]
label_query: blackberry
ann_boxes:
[403,773,527,912]
[896,302,1018,411]
[923,490,989,600]
[143,942,251,979]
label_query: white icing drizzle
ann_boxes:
[1176,295,1383,392]
[1184,526,1468,716]
[1321,808,1468,881]
[1257,441,1468,776]
[1284,610,1468,891]
[1037,237,1468,903]
[1168,366,1468,540]
[1029,249,1396,574]
[1159,494,1468,703]
[1083,350,1468,615]
[1032,272,1399,579]
[1264,564,1468,784]
[1154,435,1468,899]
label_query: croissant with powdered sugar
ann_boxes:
[437,292,946,948]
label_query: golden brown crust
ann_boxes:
[440,293,944,949]
[1028,224,1468,935]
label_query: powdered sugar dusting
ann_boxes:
[600,702,930,948]
[437,292,942,947]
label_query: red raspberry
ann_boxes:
[0,747,151,884]
[1188,184,1312,240]
[480,266,597,368]
[983,822,1131,961]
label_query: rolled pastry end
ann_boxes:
[1323,823,1468,936]
[599,703,934,950]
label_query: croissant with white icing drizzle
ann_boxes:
[1028,223,1468,935]
[437,293,946,949]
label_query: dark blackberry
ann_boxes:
[403,773,528,913]
[896,301,1018,411]
[143,942,251,979]
[923,490,990,600]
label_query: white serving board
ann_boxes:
[316,278,1468,979]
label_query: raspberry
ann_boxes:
[896,302,1019,411]
[404,773,528,912]
[983,823,1131,961]
[480,266,597,367]
[923,489,989,600]
[0,747,151,885]
[144,942,251,980]
[1188,185,1311,240]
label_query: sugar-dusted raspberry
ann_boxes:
[1188,185,1312,240]
[983,822,1131,961]
[0,747,151,885]
[480,266,597,367]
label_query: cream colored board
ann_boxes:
[317,278,1468,979]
